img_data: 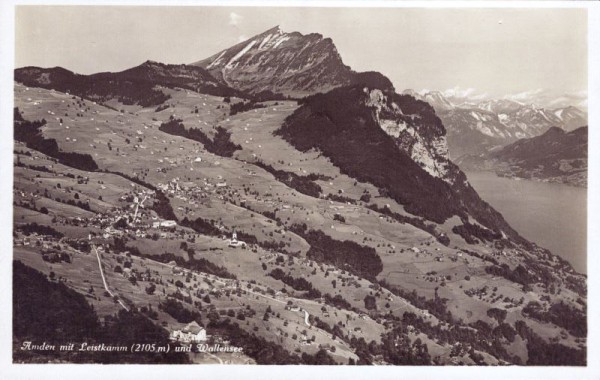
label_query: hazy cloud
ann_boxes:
[442,87,489,101]
[238,35,248,43]
[418,86,587,110]
[443,86,477,98]
[504,88,545,102]
[502,89,588,110]
[229,12,243,26]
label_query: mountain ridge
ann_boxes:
[14,61,246,107]
[457,126,588,187]
[192,27,394,97]
[403,90,587,159]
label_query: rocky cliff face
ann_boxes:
[193,26,354,97]
[365,88,452,182]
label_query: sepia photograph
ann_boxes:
[1,1,599,379]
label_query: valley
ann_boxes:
[12,25,587,366]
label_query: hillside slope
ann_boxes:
[277,84,527,245]
[12,77,587,366]
[15,61,244,107]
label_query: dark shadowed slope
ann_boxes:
[277,84,527,245]
[15,61,244,107]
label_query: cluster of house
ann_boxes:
[118,265,152,282]
[73,189,182,241]
[13,230,64,253]
[170,321,208,343]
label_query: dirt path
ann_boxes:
[303,309,310,326]
[93,245,129,311]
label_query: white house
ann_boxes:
[152,220,178,228]
[162,220,177,228]
[228,231,247,248]
[170,321,207,343]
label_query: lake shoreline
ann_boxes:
[466,171,587,274]
[493,170,587,189]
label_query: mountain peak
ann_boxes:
[191,26,354,97]
[138,60,165,69]
[270,25,283,34]
[563,105,581,112]
[253,25,285,39]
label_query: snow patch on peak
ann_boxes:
[477,124,495,137]
[554,109,564,119]
[207,51,227,69]
[225,40,256,68]
[470,111,481,121]
[498,113,509,123]
[258,34,273,49]
[272,35,291,48]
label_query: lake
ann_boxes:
[466,171,587,274]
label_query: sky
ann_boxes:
[15,6,587,104]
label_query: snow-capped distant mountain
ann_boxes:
[553,106,588,131]
[192,26,355,97]
[402,89,454,112]
[476,99,524,114]
[505,90,588,111]
[422,91,455,112]
[403,90,587,159]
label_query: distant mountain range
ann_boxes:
[403,90,588,159]
[457,126,588,187]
